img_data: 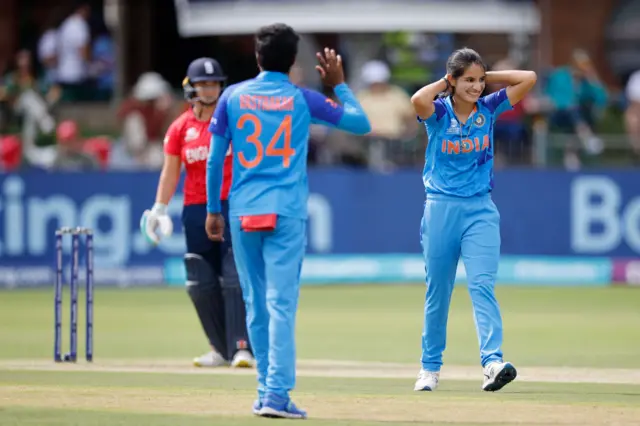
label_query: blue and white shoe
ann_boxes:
[482,361,517,392]
[252,399,263,415]
[414,369,439,391]
[259,394,307,419]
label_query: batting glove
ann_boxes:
[140,203,174,246]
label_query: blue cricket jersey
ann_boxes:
[206,71,370,217]
[420,88,513,198]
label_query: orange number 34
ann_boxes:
[236,114,295,169]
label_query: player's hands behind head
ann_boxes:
[205,213,225,242]
[441,74,453,95]
[315,48,345,88]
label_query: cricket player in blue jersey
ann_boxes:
[410,48,536,392]
[205,23,371,419]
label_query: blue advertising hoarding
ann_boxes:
[305,168,640,257]
[0,168,638,287]
[163,254,612,286]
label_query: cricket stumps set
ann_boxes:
[54,227,94,363]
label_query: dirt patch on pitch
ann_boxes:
[1,385,638,425]
[2,358,640,385]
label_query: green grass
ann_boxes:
[2,285,640,424]
[1,370,639,425]
[1,409,253,426]
[3,370,640,404]
[0,408,555,426]
[1,285,639,367]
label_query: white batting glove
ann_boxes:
[140,203,174,246]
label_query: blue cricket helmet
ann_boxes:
[183,57,227,102]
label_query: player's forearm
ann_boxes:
[156,174,179,206]
[487,70,537,105]
[411,79,447,119]
[206,134,229,214]
[485,70,536,86]
[333,83,372,135]
[154,156,181,211]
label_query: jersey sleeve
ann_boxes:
[209,86,235,139]
[482,88,513,120]
[300,87,344,126]
[163,119,182,156]
[206,133,231,214]
[417,98,447,128]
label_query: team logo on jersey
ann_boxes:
[474,114,486,127]
[325,98,338,108]
[446,118,460,134]
[185,127,199,141]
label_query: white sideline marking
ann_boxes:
[2,359,640,385]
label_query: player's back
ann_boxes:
[225,72,312,219]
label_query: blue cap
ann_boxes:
[185,57,226,83]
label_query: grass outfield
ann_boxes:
[2,285,639,367]
[2,371,640,425]
[1,285,640,424]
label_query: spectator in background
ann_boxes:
[89,21,115,101]
[51,120,99,171]
[56,2,91,102]
[0,135,23,171]
[37,15,61,89]
[2,49,59,106]
[82,135,112,170]
[489,58,536,166]
[114,72,173,169]
[624,69,640,161]
[0,49,58,157]
[545,49,608,169]
[355,60,416,171]
[357,60,416,140]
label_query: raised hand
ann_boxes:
[315,48,345,88]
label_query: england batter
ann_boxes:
[140,57,254,368]
[205,24,371,419]
[410,48,536,392]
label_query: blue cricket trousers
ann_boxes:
[420,193,504,371]
[230,215,306,399]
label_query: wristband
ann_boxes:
[152,203,168,215]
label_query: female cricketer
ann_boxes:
[140,57,254,368]
[410,48,536,392]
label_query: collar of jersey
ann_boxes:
[256,71,290,82]
[444,95,478,125]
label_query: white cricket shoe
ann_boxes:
[414,369,440,391]
[482,361,517,392]
[193,350,228,367]
[231,350,255,368]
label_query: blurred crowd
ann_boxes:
[305,48,634,172]
[1,12,639,173]
[0,2,115,172]
[0,2,113,111]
